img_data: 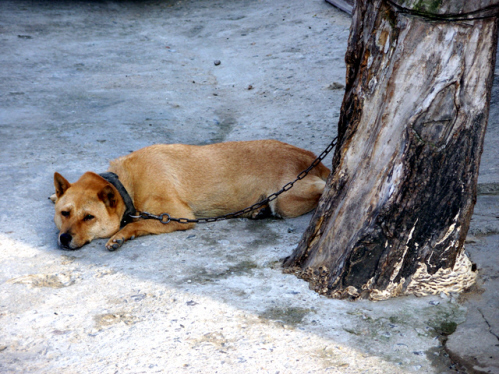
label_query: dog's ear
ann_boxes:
[98,185,118,209]
[54,172,71,199]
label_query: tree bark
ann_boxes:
[284,0,499,300]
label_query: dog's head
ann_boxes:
[53,172,124,249]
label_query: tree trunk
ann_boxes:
[283,0,498,300]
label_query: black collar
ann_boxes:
[99,172,136,227]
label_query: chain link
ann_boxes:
[130,137,338,225]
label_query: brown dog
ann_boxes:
[52,140,330,250]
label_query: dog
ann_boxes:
[51,140,330,250]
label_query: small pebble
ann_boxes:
[327,82,345,90]
[214,60,221,66]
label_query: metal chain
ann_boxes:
[130,136,338,225]
[385,0,499,22]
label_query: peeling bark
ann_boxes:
[283,0,498,300]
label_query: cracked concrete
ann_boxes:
[447,233,499,373]
[0,0,498,373]
[477,308,499,343]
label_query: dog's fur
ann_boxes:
[52,140,330,250]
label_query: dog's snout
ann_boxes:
[59,233,72,249]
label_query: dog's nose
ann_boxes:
[59,233,72,249]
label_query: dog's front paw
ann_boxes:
[105,233,136,251]
[106,236,126,251]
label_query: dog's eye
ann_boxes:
[61,211,70,217]
[83,214,95,222]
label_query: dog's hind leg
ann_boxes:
[250,204,273,219]
[273,177,326,218]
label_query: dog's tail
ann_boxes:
[317,162,331,181]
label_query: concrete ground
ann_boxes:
[0,0,497,373]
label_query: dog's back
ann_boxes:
[108,139,330,218]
